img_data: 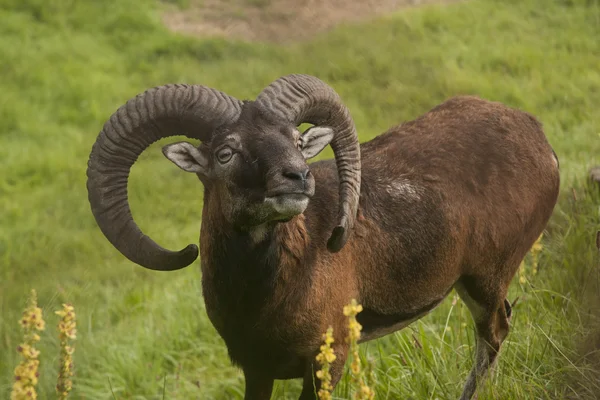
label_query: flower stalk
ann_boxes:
[11,289,45,400]
[55,303,76,399]
[315,326,336,400]
[344,299,374,400]
[519,233,544,284]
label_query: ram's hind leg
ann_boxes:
[455,278,511,400]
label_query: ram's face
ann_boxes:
[162,106,335,229]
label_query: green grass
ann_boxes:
[1,0,600,398]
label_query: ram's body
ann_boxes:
[200,95,559,381]
[87,76,560,400]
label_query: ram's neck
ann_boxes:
[270,214,311,278]
[199,206,313,329]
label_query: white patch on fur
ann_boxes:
[454,282,486,323]
[250,224,269,244]
[359,316,419,343]
[385,180,421,200]
[358,294,448,343]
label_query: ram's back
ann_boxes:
[305,96,559,326]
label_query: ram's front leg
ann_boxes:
[243,368,274,400]
[299,344,349,400]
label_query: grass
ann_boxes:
[1,0,599,398]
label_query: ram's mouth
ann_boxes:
[264,188,313,198]
[265,192,310,199]
[264,193,310,218]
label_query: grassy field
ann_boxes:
[1,0,600,398]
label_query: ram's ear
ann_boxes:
[300,126,335,160]
[162,142,209,175]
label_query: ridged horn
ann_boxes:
[87,84,242,271]
[255,74,361,252]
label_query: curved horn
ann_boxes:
[255,74,361,252]
[87,84,242,271]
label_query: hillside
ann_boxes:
[1,0,599,398]
[162,0,460,43]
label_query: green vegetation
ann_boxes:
[1,0,599,398]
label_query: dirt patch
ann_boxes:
[162,0,460,44]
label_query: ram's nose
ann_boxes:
[282,167,310,182]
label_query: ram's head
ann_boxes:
[86,75,361,271]
[163,103,337,229]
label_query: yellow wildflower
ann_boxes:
[344,299,363,376]
[315,327,336,400]
[360,384,375,400]
[519,261,527,284]
[344,299,374,400]
[519,234,544,284]
[364,357,376,400]
[11,290,44,400]
[343,301,364,319]
[56,303,76,400]
[530,234,543,276]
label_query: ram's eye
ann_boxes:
[216,147,233,164]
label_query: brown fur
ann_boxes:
[194,96,559,399]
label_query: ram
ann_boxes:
[87,74,560,399]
